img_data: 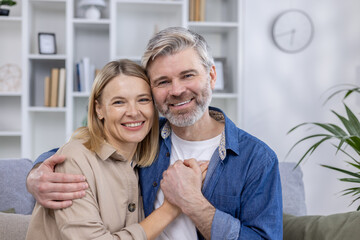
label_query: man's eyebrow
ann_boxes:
[151,76,168,84]
[179,69,198,75]
[150,69,199,84]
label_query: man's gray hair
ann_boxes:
[141,27,214,72]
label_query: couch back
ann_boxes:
[279,162,307,216]
[0,158,35,215]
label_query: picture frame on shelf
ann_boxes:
[38,32,57,55]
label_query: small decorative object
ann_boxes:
[38,32,57,55]
[0,0,16,16]
[272,9,314,53]
[288,85,360,210]
[0,63,21,92]
[78,0,106,20]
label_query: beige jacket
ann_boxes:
[26,139,146,240]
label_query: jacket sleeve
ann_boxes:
[32,148,59,166]
[211,155,283,240]
[54,149,147,240]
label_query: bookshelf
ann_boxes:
[0,0,23,159]
[1,0,242,160]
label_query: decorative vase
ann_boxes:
[0,9,10,16]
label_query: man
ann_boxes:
[27,27,282,239]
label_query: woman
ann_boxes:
[26,59,180,240]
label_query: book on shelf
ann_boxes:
[57,68,66,107]
[50,68,59,107]
[189,0,205,21]
[44,76,51,107]
[75,57,95,93]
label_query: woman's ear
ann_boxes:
[95,100,103,120]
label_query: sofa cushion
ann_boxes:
[283,212,360,240]
[0,158,35,215]
[0,212,31,240]
[279,162,307,216]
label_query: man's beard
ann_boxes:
[155,80,212,127]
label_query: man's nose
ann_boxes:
[169,79,185,96]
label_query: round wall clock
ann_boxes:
[272,9,314,53]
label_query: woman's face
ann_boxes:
[96,74,154,149]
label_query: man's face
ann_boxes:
[147,48,216,127]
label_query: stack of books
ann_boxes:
[75,57,96,93]
[44,67,66,107]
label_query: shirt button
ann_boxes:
[166,152,170,157]
[153,181,157,187]
[128,203,136,212]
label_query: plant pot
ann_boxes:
[0,9,10,16]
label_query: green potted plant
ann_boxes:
[0,0,16,16]
[288,85,360,209]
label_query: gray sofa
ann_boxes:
[0,158,359,240]
[0,158,35,240]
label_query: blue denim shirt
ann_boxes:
[34,107,283,239]
[139,107,283,239]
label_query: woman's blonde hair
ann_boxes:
[73,59,159,167]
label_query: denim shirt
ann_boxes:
[34,107,283,239]
[139,107,283,239]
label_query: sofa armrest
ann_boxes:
[0,212,31,240]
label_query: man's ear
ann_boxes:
[95,100,103,120]
[209,65,217,90]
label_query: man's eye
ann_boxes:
[184,73,194,79]
[157,80,169,86]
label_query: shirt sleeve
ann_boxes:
[32,148,59,166]
[211,155,283,240]
[54,151,147,240]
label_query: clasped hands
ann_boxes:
[161,159,209,215]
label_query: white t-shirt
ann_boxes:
[154,131,222,240]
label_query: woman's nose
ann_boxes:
[126,103,140,116]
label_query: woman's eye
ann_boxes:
[113,100,124,105]
[139,98,151,103]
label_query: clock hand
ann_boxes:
[290,29,296,46]
[276,29,294,37]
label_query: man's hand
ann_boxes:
[160,159,211,213]
[160,159,202,211]
[160,159,215,239]
[26,155,88,209]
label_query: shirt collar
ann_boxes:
[160,107,231,161]
[95,141,133,165]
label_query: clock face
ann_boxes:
[272,10,314,53]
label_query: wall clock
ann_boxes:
[272,10,314,53]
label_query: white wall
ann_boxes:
[242,0,360,215]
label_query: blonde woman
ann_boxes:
[26,59,180,240]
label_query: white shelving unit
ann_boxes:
[0,0,23,159]
[1,0,242,160]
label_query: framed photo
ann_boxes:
[38,33,57,54]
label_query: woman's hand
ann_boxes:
[162,198,182,218]
[198,160,209,186]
